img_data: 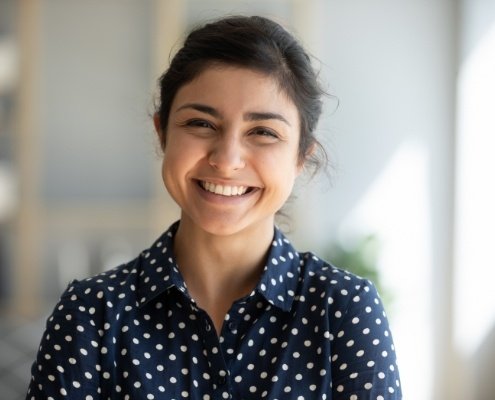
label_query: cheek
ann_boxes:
[161,141,184,195]
[161,135,205,186]
[162,134,187,170]
[262,146,300,173]
[161,158,174,198]
[259,151,299,195]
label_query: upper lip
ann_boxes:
[194,178,260,189]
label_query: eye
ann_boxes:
[186,119,214,129]
[251,127,279,139]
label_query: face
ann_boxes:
[157,65,302,237]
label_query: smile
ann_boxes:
[199,181,254,197]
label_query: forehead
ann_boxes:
[171,65,299,121]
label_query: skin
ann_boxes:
[154,65,303,333]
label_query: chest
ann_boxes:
[101,295,333,399]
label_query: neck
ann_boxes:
[173,215,274,332]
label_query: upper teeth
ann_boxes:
[203,181,248,196]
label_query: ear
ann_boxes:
[296,161,304,177]
[153,112,161,134]
[296,143,317,176]
[153,113,166,149]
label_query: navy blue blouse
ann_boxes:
[27,222,401,399]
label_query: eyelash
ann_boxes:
[186,119,214,129]
[250,128,278,139]
[184,119,279,140]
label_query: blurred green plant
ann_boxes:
[324,234,393,310]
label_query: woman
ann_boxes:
[27,15,401,399]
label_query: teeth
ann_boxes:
[202,181,248,196]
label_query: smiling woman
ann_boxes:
[159,66,301,242]
[26,15,402,400]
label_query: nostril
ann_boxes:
[207,146,246,171]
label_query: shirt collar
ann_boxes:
[255,227,301,312]
[137,221,301,312]
[136,221,186,308]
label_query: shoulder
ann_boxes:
[51,222,181,328]
[78,256,141,289]
[54,256,143,326]
[298,251,379,301]
[296,251,386,329]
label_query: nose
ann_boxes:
[208,136,246,172]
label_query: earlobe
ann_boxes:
[296,143,317,176]
[296,161,304,177]
[153,113,166,149]
[306,143,317,159]
[153,113,161,134]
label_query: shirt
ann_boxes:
[27,221,402,399]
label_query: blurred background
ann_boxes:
[0,0,494,399]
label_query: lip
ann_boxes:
[193,179,261,202]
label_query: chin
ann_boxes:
[196,218,250,237]
[185,211,273,238]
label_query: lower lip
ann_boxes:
[194,181,258,204]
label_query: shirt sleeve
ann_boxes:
[26,281,102,400]
[330,280,402,399]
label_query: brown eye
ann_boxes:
[252,127,278,139]
[187,119,214,129]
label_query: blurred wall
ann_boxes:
[40,2,154,202]
[454,0,495,399]
[7,1,161,315]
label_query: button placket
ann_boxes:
[205,319,212,333]
[227,321,238,333]
[197,310,232,397]
[216,370,227,386]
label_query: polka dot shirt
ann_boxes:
[27,221,402,399]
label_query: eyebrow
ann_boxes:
[175,103,291,126]
[244,111,291,126]
[176,103,220,118]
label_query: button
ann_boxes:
[205,320,212,332]
[217,375,227,386]
[228,322,237,332]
